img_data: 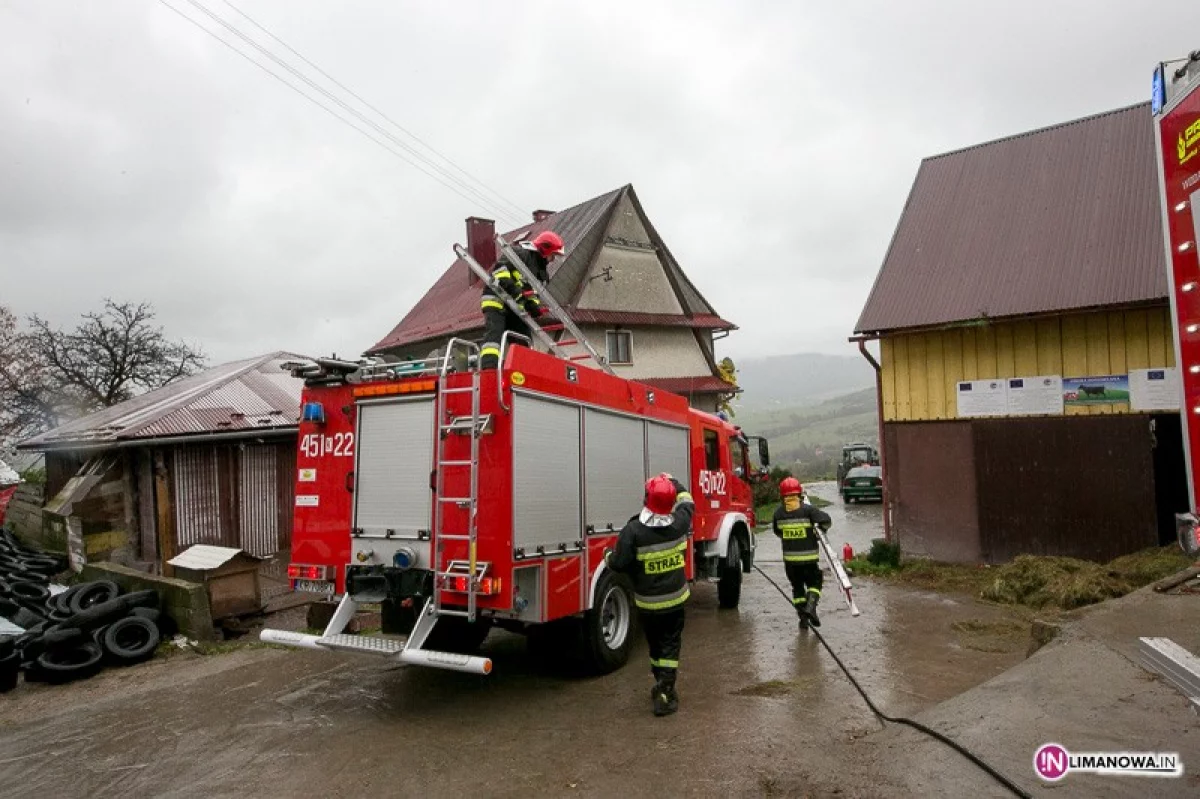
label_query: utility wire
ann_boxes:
[178,0,524,227]
[219,0,530,223]
[157,0,526,227]
[753,564,1032,799]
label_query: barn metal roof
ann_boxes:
[369,184,734,353]
[855,102,1168,334]
[18,351,306,450]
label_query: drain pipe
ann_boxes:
[852,336,891,543]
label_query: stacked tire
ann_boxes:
[0,527,174,692]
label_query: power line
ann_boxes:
[157,0,526,227]
[177,0,525,227]
[220,0,530,223]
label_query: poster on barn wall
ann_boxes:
[1062,375,1130,406]
[956,379,1009,417]
[1129,368,1181,411]
[1005,375,1064,415]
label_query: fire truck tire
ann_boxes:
[717,535,743,610]
[577,571,634,675]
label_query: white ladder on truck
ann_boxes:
[452,241,613,375]
[432,339,485,622]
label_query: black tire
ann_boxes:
[120,590,160,611]
[42,627,84,652]
[0,597,18,618]
[132,606,177,637]
[11,606,44,629]
[55,597,131,632]
[101,616,160,664]
[0,652,19,693]
[0,635,14,659]
[718,534,744,610]
[68,581,121,614]
[575,570,635,675]
[8,570,47,586]
[8,580,50,606]
[18,557,61,575]
[35,643,104,684]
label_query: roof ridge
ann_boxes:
[924,101,1149,163]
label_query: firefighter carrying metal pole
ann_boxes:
[773,477,832,632]
[605,474,694,717]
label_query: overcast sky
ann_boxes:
[1,1,1197,370]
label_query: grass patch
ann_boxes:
[850,545,1193,612]
[755,493,831,521]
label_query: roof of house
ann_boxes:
[369,184,735,353]
[855,102,1168,335]
[638,376,739,396]
[19,352,306,450]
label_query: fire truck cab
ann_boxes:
[264,339,769,675]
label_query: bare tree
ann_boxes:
[0,300,206,444]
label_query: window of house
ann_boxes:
[606,330,633,364]
[703,429,721,470]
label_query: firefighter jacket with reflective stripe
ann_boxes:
[606,490,695,612]
[480,244,549,315]
[772,501,831,563]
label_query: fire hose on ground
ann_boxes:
[752,564,1032,799]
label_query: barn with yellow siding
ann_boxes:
[855,103,1186,564]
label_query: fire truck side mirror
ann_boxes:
[757,437,770,467]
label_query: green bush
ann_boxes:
[866,538,901,568]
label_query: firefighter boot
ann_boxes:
[803,590,821,628]
[652,677,678,717]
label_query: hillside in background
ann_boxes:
[722,351,877,480]
[730,352,875,411]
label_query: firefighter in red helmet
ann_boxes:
[479,230,565,369]
[605,473,694,716]
[773,477,832,631]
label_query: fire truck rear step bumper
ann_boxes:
[259,628,492,674]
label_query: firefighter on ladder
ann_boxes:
[773,477,832,631]
[605,474,694,716]
[479,230,565,369]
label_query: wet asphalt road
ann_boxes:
[0,486,1029,798]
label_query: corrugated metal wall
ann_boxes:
[884,415,1160,563]
[880,306,1174,421]
[170,442,294,556]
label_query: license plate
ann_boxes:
[855,480,872,487]
[294,579,333,595]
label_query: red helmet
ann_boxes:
[779,477,802,497]
[644,474,677,515]
[532,231,565,258]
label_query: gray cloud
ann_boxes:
[1,0,1197,369]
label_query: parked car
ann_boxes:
[841,465,882,503]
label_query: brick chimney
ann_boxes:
[532,210,555,223]
[466,216,495,284]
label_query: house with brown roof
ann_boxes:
[369,184,739,412]
[854,102,1188,564]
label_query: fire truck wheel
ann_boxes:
[717,535,743,610]
[578,571,634,675]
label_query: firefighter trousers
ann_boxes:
[641,606,685,685]
[784,561,823,614]
[480,307,531,369]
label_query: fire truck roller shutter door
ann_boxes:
[352,398,435,567]
[513,393,583,551]
[646,421,689,489]
[583,408,646,534]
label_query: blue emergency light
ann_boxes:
[1152,64,1166,115]
[301,402,326,424]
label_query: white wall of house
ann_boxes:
[575,194,683,314]
[582,325,711,378]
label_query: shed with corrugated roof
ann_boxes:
[16,352,305,571]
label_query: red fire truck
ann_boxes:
[1153,52,1200,558]
[262,340,769,675]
